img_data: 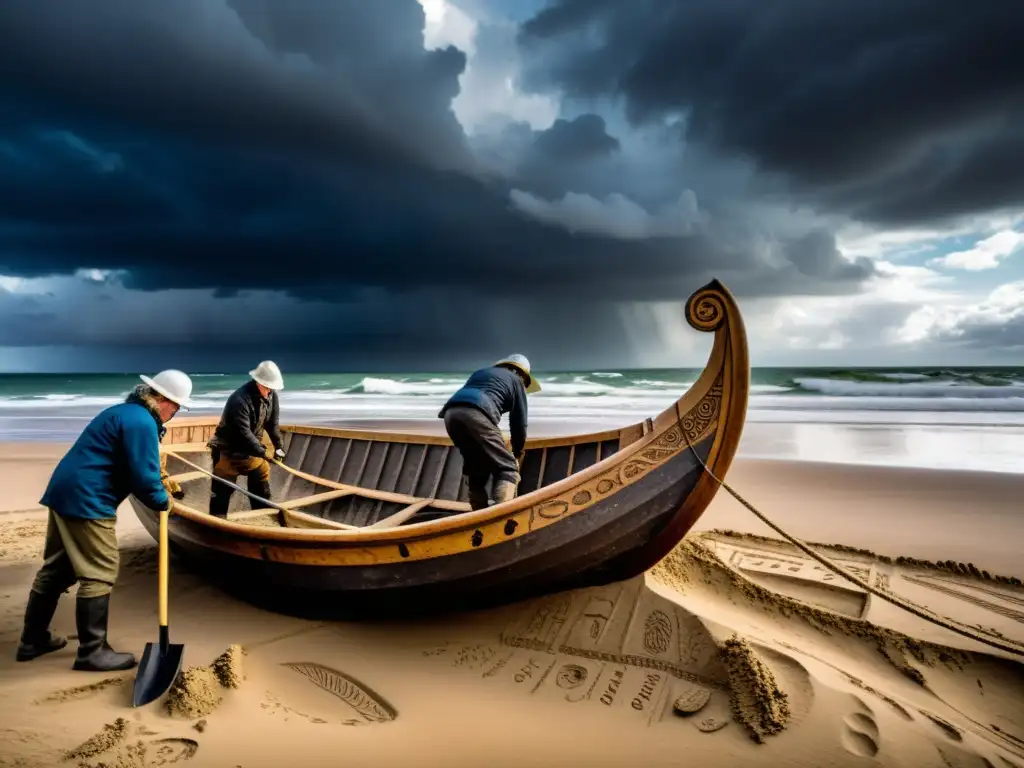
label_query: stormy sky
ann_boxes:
[0,0,1022,372]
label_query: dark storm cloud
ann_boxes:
[518,0,1024,226]
[0,0,879,367]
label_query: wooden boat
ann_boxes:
[131,279,750,617]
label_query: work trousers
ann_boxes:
[30,509,119,599]
[209,450,272,517]
[443,405,521,510]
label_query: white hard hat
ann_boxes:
[494,353,541,393]
[139,369,195,409]
[249,360,284,391]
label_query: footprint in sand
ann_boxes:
[842,701,880,759]
[920,710,964,743]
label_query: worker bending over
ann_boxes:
[439,354,541,510]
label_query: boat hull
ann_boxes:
[130,436,712,618]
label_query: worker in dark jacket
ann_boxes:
[16,369,194,672]
[206,360,286,518]
[439,354,541,510]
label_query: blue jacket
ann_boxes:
[40,401,170,519]
[439,366,528,456]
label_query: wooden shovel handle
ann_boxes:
[158,507,169,629]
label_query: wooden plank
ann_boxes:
[364,499,433,530]
[226,509,280,522]
[428,446,451,499]
[274,460,471,512]
[282,508,359,531]
[536,448,549,490]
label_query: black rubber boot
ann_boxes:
[72,594,137,672]
[466,482,490,511]
[209,484,231,518]
[15,590,68,662]
[248,476,272,509]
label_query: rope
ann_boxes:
[683,436,1024,658]
[165,450,362,530]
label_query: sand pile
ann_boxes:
[720,635,791,743]
[166,644,246,719]
[62,718,129,763]
[211,643,245,688]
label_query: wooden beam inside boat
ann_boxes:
[281,508,359,531]
[365,499,432,530]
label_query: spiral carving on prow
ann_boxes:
[685,283,727,333]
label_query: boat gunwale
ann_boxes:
[155,418,720,544]
[148,278,745,548]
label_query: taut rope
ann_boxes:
[683,435,1024,658]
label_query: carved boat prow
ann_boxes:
[132,279,750,617]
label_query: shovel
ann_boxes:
[132,504,184,707]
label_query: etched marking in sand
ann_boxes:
[921,711,965,742]
[148,738,198,766]
[61,718,198,768]
[501,578,728,691]
[36,676,130,705]
[692,692,732,733]
[282,662,397,723]
[428,579,743,729]
[713,537,872,589]
[672,683,712,715]
[642,610,673,655]
[904,576,1024,625]
[841,699,880,759]
[928,576,1024,608]
[260,691,330,725]
[555,663,588,690]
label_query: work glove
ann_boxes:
[274,448,286,461]
[163,476,186,499]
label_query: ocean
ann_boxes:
[1,368,1023,474]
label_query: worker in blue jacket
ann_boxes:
[439,354,541,510]
[15,369,194,672]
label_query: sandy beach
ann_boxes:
[1,441,1023,768]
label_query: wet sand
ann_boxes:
[0,441,1022,767]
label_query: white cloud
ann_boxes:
[509,189,705,239]
[927,229,1024,271]
[837,213,1024,263]
[419,0,477,54]
[418,0,557,134]
[896,281,1024,346]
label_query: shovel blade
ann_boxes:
[132,641,184,707]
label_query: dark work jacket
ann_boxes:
[40,389,169,519]
[439,366,528,456]
[208,380,283,458]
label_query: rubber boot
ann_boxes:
[15,590,68,662]
[72,594,137,672]
[209,484,231,518]
[248,475,272,509]
[466,480,489,511]
[492,480,518,505]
